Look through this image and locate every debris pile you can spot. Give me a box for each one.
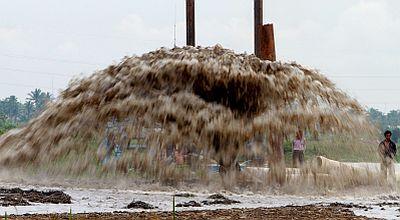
[0,188,71,206]
[126,200,157,209]
[202,194,240,205]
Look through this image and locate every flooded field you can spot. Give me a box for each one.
[1,161,400,219]
[0,179,399,219]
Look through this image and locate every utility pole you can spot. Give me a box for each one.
[254,0,263,58]
[186,0,195,46]
[254,0,276,61]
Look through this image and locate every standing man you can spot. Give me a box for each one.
[378,130,397,185]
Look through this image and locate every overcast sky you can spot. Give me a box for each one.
[0,0,399,112]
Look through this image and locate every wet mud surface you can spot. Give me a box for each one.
[4,204,374,219]
[126,201,157,209]
[329,202,373,211]
[174,193,196,198]
[176,200,202,207]
[0,188,71,206]
[201,193,240,205]
[207,193,227,200]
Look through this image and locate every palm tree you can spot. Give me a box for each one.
[36,91,52,112]
[27,89,53,113]
[28,88,43,108]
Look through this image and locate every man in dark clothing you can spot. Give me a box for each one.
[378,130,397,184]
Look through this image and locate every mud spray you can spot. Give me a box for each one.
[0,46,377,191]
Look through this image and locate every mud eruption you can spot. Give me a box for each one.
[0,45,372,185]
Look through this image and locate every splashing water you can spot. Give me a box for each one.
[0,45,374,187]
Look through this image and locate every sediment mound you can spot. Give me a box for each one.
[176,201,202,207]
[126,200,156,209]
[0,188,71,206]
[0,45,372,179]
[202,193,240,205]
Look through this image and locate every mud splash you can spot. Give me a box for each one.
[0,45,373,186]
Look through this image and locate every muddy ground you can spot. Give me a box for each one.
[4,204,374,220]
[2,182,399,219]
[0,188,71,206]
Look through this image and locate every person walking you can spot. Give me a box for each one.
[292,130,306,168]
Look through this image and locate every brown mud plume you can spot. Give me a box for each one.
[0,45,373,186]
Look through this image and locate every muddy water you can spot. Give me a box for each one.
[0,45,373,186]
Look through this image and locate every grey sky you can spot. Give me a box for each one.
[0,0,399,112]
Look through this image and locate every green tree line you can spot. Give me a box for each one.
[0,89,52,134]
[368,108,400,143]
